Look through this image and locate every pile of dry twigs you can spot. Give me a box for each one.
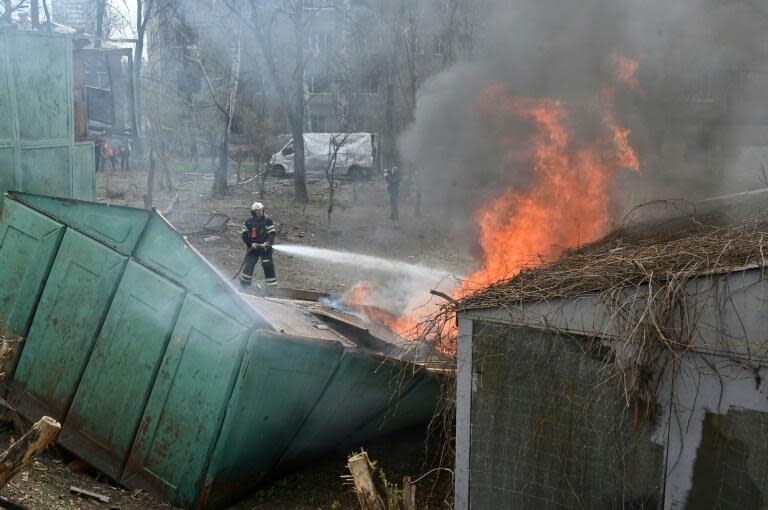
[411,212,768,425]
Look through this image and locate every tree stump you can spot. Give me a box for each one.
[347,451,385,510]
[402,476,416,510]
[0,416,60,490]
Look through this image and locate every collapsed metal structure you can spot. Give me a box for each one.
[0,192,441,509]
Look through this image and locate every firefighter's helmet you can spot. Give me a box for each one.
[251,202,265,212]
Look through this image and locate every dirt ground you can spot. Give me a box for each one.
[0,162,466,509]
[97,163,473,293]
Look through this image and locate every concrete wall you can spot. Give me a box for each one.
[457,266,768,509]
[465,322,663,509]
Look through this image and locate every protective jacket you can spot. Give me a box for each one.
[242,215,277,247]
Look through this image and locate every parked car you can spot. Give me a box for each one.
[270,132,378,179]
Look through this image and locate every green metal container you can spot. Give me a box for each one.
[0,198,64,338]
[1,192,442,509]
[0,30,95,204]
[61,260,185,480]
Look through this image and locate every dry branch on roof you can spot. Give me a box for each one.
[411,212,768,426]
[459,214,768,311]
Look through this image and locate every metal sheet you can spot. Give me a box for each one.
[0,149,15,209]
[60,261,185,480]
[73,142,95,201]
[122,294,249,506]
[347,374,441,443]
[9,229,127,422]
[7,31,71,142]
[135,214,256,317]
[202,332,344,507]
[276,352,419,467]
[0,31,94,202]
[15,193,149,255]
[19,147,70,198]
[0,198,64,337]
[0,33,13,143]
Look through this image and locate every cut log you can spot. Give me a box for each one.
[0,416,60,490]
[402,476,416,510]
[347,451,385,510]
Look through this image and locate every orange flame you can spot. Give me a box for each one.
[342,282,419,337]
[344,55,642,354]
[460,63,641,294]
[610,53,645,97]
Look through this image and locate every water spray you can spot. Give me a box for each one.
[273,244,460,283]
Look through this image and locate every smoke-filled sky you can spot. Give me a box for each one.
[399,0,768,237]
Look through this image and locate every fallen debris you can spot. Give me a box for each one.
[70,485,110,504]
[347,451,419,510]
[0,416,60,490]
[161,193,180,216]
[0,495,32,510]
[347,451,384,510]
[202,213,230,233]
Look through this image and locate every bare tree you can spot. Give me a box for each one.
[325,131,352,224]
[0,0,29,24]
[242,0,313,204]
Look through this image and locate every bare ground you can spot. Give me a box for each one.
[0,164,465,509]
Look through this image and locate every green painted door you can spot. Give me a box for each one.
[8,31,71,143]
[9,229,127,422]
[134,215,247,314]
[60,261,185,480]
[203,332,344,506]
[122,294,248,506]
[15,193,149,255]
[0,199,64,337]
[277,353,415,467]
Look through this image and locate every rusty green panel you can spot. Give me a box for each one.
[14,193,149,255]
[122,294,248,506]
[276,352,419,468]
[203,332,344,507]
[0,198,64,337]
[73,142,95,200]
[347,374,441,443]
[0,148,13,206]
[19,147,70,197]
[7,31,71,142]
[0,33,13,143]
[9,229,127,422]
[134,214,249,314]
[60,261,185,481]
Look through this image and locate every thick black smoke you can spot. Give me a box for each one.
[399,0,768,232]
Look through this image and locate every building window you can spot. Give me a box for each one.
[307,74,331,94]
[307,31,331,51]
[434,35,446,56]
[310,114,327,132]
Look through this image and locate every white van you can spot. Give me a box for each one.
[270,132,378,179]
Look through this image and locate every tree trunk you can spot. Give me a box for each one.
[347,452,385,510]
[402,476,416,510]
[31,0,39,27]
[291,0,309,204]
[214,126,229,195]
[133,32,144,157]
[95,0,105,48]
[144,147,156,209]
[0,416,60,490]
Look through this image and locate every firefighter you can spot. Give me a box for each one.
[385,166,401,221]
[240,202,278,288]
